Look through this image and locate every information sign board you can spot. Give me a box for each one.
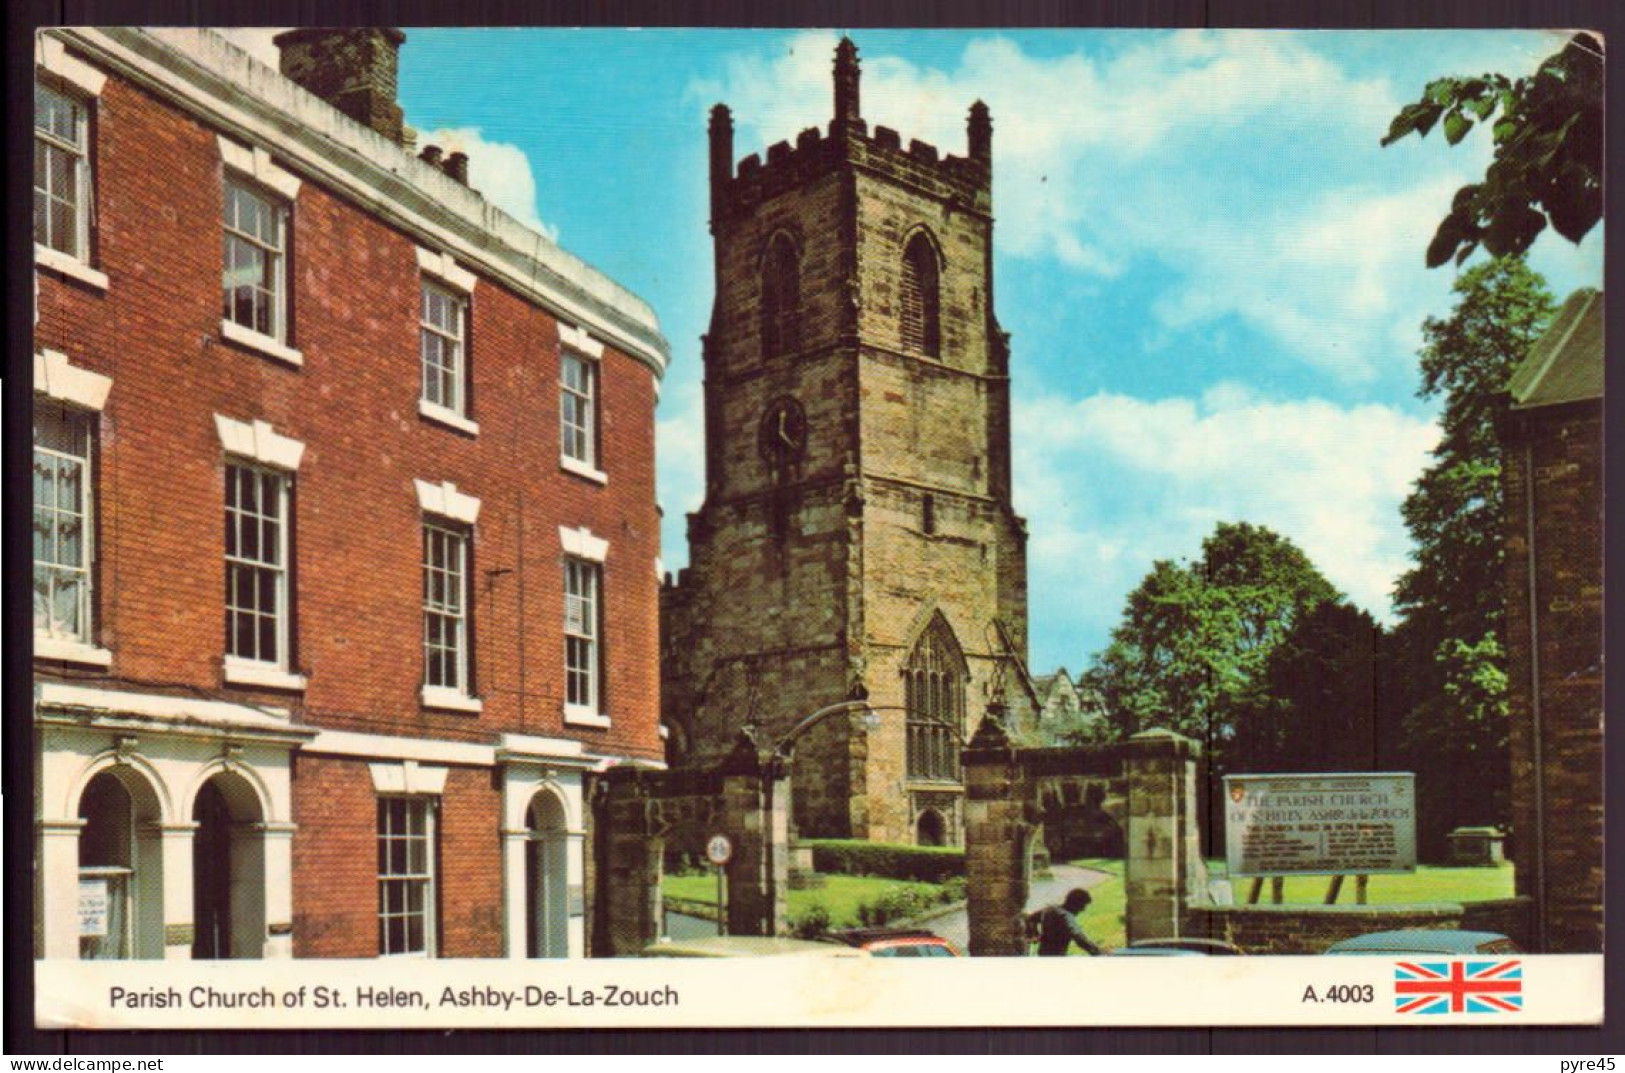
[1224,772,1416,877]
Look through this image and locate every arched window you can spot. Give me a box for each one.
[760,234,800,358]
[904,613,966,780]
[899,231,940,357]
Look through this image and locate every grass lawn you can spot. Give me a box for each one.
[1202,860,1515,904]
[1066,858,1514,954]
[663,872,946,930]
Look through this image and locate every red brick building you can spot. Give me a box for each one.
[32,28,668,961]
[1500,287,1604,953]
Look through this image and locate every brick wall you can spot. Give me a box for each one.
[1502,401,1604,952]
[35,48,662,958]
[34,70,663,759]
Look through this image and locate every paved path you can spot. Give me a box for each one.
[899,862,1115,953]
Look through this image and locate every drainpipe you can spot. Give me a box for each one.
[1522,435,1548,952]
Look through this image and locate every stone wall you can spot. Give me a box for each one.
[661,39,1029,847]
[963,725,1205,955]
[592,735,790,955]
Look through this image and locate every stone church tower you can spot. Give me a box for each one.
[662,38,1030,845]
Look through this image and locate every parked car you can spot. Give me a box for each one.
[1109,938,1245,956]
[822,927,962,957]
[641,935,870,957]
[1322,930,1520,956]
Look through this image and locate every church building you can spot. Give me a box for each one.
[661,38,1032,846]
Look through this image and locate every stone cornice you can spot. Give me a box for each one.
[53,28,670,379]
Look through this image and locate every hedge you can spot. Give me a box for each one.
[802,839,966,883]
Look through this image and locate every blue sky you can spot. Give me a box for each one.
[230,28,1601,671]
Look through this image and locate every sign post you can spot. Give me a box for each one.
[1224,773,1416,880]
[705,833,733,936]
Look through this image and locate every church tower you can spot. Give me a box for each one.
[662,38,1030,845]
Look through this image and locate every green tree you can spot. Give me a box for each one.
[1084,522,1341,751]
[1391,257,1555,855]
[1382,32,1602,267]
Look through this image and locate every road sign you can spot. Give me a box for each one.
[706,833,733,867]
[1224,772,1416,877]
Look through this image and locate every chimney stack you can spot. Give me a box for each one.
[274,28,409,146]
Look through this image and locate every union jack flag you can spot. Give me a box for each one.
[1394,960,1523,1014]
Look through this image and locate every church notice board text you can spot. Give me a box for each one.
[1223,773,1416,877]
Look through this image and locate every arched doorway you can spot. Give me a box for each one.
[77,768,163,959]
[191,770,267,959]
[916,808,947,847]
[525,791,569,958]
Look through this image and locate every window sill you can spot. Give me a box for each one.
[418,399,480,436]
[220,319,303,367]
[563,705,611,729]
[421,686,483,714]
[223,657,308,692]
[560,455,608,485]
[36,244,109,292]
[34,635,113,667]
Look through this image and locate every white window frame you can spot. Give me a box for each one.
[33,401,105,664]
[218,139,302,367]
[34,38,107,291]
[377,796,437,958]
[34,82,93,268]
[415,480,482,712]
[33,351,112,667]
[416,247,479,434]
[559,529,608,729]
[558,325,606,483]
[421,519,481,713]
[223,461,303,690]
[215,415,305,690]
[419,279,470,418]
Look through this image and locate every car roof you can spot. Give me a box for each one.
[641,936,870,957]
[1324,930,1515,954]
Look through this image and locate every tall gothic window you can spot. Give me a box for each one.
[899,231,940,357]
[760,233,800,358]
[905,614,966,780]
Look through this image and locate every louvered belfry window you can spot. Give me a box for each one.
[905,616,965,780]
[760,234,800,358]
[899,232,940,357]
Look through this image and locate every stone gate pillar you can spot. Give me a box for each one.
[593,769,663,957]
[1124,728,1205,944]
[719,733,790,936]
[963,713,1030,956]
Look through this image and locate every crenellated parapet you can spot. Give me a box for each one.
[708,38,992,228]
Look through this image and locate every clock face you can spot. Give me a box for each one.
[758,396,807,467]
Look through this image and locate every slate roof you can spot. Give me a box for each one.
[1508,287,1604,410]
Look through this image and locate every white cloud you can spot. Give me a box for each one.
[417,127,556,239]
[1013,385,1438,654]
